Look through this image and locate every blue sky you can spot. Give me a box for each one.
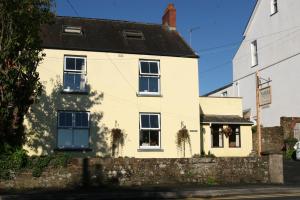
[56,0,256,95]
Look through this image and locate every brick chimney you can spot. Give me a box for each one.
[162,3,176,30]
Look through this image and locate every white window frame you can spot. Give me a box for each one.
[250,40,258,67]
[229,125,241,148]
[57,111,90,149]
[63,56,87,92]
[270,0,278,15]
[221,91,228,97]
[139,113,161,149]
[138,60,160,95]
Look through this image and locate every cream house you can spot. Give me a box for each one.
[25,4,253,158]
[199,97,253,157]
[25,4,201,158]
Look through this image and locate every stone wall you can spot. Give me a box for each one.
[280,117,300,139]
[0,156,281,190]
[253,126,284,153]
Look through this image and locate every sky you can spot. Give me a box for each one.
[55,0,257,95]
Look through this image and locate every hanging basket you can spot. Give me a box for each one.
[222,126,232,138]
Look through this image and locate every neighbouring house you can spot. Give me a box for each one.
[203,83,233,97]
[24,4,253,158]
[208,0,300,129]
[199,97,253,157]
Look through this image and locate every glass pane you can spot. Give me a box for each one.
[150,115,159,128]
[64,73,85,91]
[73,129,89,148]
[64,73,75,91]
[58,129,72,148]
[236,134,240,147]
[219,134,223,147]
[75,58,85,71]
[139,77,148,92]
[149,77,158,92]
[65,58,75,70]
[75,112,89,127]
[149,130,159,146]
[140,62,150,73]
[140,130,150,146]
[58,112,72,127]
[149,62,158,74]
[141,115,150,128]
[211,125,222,147]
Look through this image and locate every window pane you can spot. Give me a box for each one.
[64,73,86,91]
[75,112,89,127]
[75,58,85,71]
[73,129,89,148]
[236,134,240,147]
[149,130,159,146]
[140,62,149,73]
[211,125,222,147]
[58,112,72,127]
[58,129,72,148]
[65,58,75,70]
[139,77,148,92]
[141,115,150,128]
[140,130,150,146]
[150,115,159,128]
[149,77,158,92]
[149,62,159,74]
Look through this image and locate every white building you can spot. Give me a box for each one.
[209,0,300,127]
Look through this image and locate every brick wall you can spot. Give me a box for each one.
[253,126,284,153]
[280,117,300,139]
[0,156,282,190]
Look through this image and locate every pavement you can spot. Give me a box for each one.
[2,184,300,199]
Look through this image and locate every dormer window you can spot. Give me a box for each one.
[63,26,82,34]
[123,30,144,40]
[270,0,278,15]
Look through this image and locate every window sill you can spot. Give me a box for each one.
[137,148,164,152]
[54,148,92,152]
[61,90,89,95]
[136,93,163,97]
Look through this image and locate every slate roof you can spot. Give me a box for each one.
[200,114,253,125]
[40,16,198,58]
[202,83,233,96]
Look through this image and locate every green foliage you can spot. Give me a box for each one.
[192,151,216,158]
[192,154,201,158]
[251,125,263,133]
[30,153,70,177]
[206,177,217,186]
[176,125,191,158]
[284,137,298,149]
[285,149,296,160]
[51,153,70,168]
[0,148,70,179]
[0,147,28,179]
[206,151,216,158]
[111,127,125,157]
[0,0,55,147]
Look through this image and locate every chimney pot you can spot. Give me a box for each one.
[162,3,176,30]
